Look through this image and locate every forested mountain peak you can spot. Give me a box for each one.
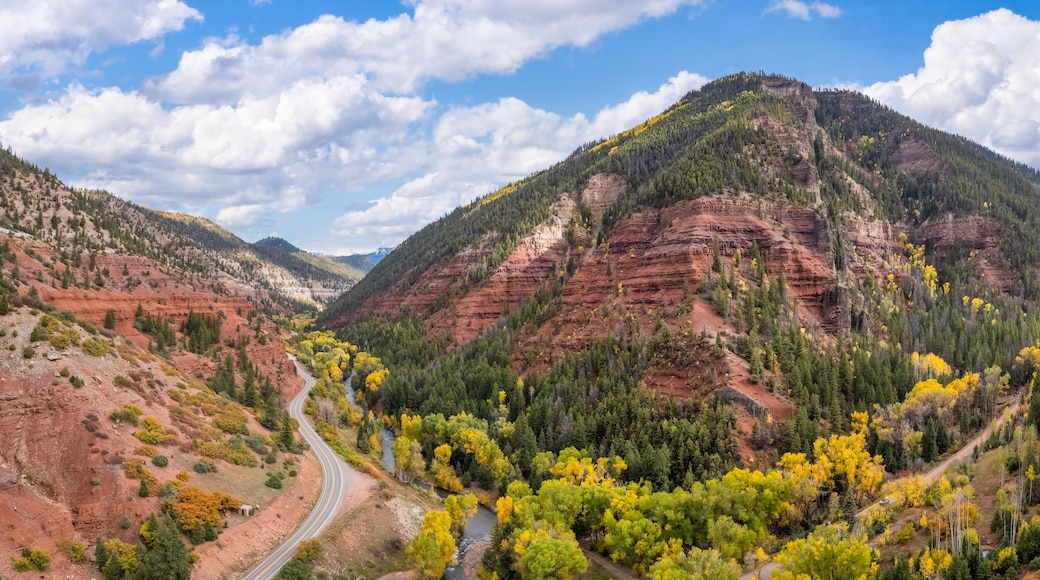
[314,74,1040,576]
[321,71,1040,330]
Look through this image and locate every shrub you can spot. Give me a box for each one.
[110,405,143,426]
[121,516,132,529]
[69,376,84,388]
[82,338,110,357]
[152,455,169,467]
[288,470,298,477]
[57,539,87,564]
[265,452,277,464]
[48,327,80,349]
[245,434,270,455]
[134,445,159,458]
[193,460,214,474]
[134,417,168,444]
[59,366,70,377]
[122,459,160,494]
[214,411,248,435]
[11,548,50,571]
[265,473,285,489]
[21,345,34,359]
[90,477,101,486]
[195,438,255,466]
[113,375,135,389]
[894,522,916,544]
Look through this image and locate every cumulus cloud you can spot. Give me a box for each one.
[865,9,1040,167]
[765,1,843,21]
[147,0,704,103]
[332,72,708,249]
[0,0,707,252]
[0,79,429,221]
[0,0,202,77]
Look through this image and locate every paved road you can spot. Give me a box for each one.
[241,360,361,580]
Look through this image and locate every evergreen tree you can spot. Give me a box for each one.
[139,517,193,580]
[103,309,116,330]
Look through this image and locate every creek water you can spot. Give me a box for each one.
[343,375,495,578]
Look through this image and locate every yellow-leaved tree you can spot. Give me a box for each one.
[408,511,456,580]
[770,523,875,580]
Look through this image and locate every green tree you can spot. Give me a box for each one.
[139,517,193,580]
[103,309,116,330]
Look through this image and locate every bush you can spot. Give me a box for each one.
[110,405,143,426]
[245,434,270,455]
[48,327,80,349]
[121,516,132,529]
[152,455,169,467]
[69,375,84,388]
[90,477,101,486]
[57,538,87,564]
[82,338,110,357]
[59,366,70,377]
[894,522,916,544]
[193,460,214,474]
[134,416,169,444]
[265,472,286,489]
[265,452,277,464]
[288,470,297,477]
[214,412,248,435]
[21,345,34,359]
[134,445,159,458]
[195,438,255,466]
[11,548,50,571]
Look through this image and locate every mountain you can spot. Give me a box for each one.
[0,157,361,308]
[330,247,393,273]
[0,148,316,578]
[250,236,367,303]
[309,72,1040,575]
[319,71,1040,474]
[322,72,1040,334]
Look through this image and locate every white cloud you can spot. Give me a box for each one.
[0,79,430,225]
[332,71,708,250]
[865,9,1040,167]
[765,0,843,21]
[0,0,202,77]
[147,0,704,103]
[0,1,708,252]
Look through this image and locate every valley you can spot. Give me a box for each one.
[5,71,1040,580]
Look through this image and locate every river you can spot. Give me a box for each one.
[344,374,496,578]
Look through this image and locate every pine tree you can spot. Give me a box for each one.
[139,517,192,579]
[103,309,116,330]
[94,538,108,574]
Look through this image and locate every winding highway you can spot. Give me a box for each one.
[241,359,360,580]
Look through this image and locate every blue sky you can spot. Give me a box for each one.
[1,1,1039,254]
